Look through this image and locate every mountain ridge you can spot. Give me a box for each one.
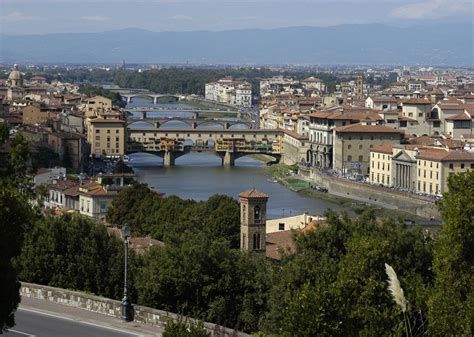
[1,23,472,66]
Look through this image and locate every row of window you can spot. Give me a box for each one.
[372,161,390,171]
[95,129,120,134]
[347,155,364,162]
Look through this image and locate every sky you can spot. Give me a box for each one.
[0,0,472,35]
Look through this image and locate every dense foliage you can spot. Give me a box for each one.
[0,123,34,332]
[106,184,241,247]
[16,214,138,301]
[163,318,210,337]
[428,170,474,334]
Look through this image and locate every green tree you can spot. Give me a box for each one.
[0,123,34,332]
[16,214,137,301]
[428,171,474,334]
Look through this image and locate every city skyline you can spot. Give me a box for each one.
[1,0,472,35]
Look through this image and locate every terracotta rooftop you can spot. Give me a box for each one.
[265,230,296,260]
[283,129,308,140]
[416,149,474,161]
[401,98,432,105]
[48,179,78,191]
[445,113,471,121]
[370,144,394,154]
[239,188,269,199]
[334,123,402,133]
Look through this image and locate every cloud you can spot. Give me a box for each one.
[81,15,110,21]
[0,11,39,22]
[389,0,472,20]
[171,14,192,20]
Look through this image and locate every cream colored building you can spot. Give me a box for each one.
[79,182,118,219]
[205,78,252,107]
[369,144,393,186]
[87,117,126,158]
[415,149,474,195]
[84,96,112,117]
[266,213,324,233]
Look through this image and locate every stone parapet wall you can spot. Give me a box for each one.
[20,282,248,337]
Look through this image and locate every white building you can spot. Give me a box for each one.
[205,77,252,107]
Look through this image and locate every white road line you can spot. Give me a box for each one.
[7,329,36,337]
[18,308,144,337]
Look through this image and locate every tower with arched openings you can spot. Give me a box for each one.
[239,188,269,254]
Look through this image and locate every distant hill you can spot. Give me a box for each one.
[1,24,472,66]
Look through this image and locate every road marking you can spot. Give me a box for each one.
[18,308,144,337]
[7,329,36,337]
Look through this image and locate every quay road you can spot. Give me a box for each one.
[3,297,161,337]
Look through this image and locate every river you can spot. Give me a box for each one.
[127,98,343,218]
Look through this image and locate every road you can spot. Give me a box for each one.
[3,308,144,337]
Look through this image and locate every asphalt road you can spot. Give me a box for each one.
[3,308,142,337]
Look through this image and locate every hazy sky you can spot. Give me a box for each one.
[1,0,472,35]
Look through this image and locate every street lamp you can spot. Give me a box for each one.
[121,225,133,322]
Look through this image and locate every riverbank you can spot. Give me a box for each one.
[266,164,440,225]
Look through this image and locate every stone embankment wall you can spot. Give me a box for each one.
[308,169,440,219]
[21,282,248,337]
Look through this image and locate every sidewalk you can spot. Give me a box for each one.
[19,296,164,337]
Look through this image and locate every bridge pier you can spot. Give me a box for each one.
[153,96,158,104]
[126,96,133,104]
[163,151,175,167]
[222,151,235,167]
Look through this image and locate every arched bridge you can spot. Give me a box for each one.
[121,93,182,104]
[127,128,283,166]
[127,117,252,129]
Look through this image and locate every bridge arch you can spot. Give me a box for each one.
[158,119,193,128]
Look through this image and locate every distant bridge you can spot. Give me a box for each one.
[126,109,242,119]
[127,117,252,129]
[121,93,182,104]
[127,128,283,166]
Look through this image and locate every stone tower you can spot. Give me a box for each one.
[355,75,364,100]
[239,188,269,254]
[7,64,23,88]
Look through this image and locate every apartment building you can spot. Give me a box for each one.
[22,103,61,125]
[415,149,474,195]
[87,117,126,158]
[205,78,252,107]
[84,96,112,117]
[369,144,393,187]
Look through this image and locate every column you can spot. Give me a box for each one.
[163,151,175,167]
[222,151,235,167]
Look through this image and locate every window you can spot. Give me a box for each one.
[359,155,363,162]
[116,129,119,133]
[95,136,100,140]
[116,143,119,148]
[360,136,363,140]
[107,129,110,134]
[449,163,454,169]
[359,145,362,150]
[348,144,352,149]
[370,136,374,140]
[116,137,119,142]
[461,163,465,169]
[253,233,261,250]
[418,113,423,117]
[279,223,285,231]
[254,206,261,222]
[471,164,474,169]
[347,155,352,162]
[95,129,100,134]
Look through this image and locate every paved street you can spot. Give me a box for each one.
[3,308,141,337]
[3,297,162,337]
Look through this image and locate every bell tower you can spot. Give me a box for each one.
[355,75,364,100]
[239,188,269,254]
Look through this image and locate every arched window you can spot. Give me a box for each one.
[254,206,261,221]
[253,233,261,250]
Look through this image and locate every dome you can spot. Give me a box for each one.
[8,64,22,81]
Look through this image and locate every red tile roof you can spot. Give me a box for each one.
[445,113,471,121]
[401,98,432,105]
[239,188,269,199]
[370,144,394,154]
[416,149,474,161]
[265,230,296,260]
[334,123,401,133]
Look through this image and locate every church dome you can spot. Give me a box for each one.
[8,64,22,80]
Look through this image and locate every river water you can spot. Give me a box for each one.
[127,98,343,218]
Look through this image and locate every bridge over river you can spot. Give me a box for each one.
[127,116,252,129]
[127,128,283,166]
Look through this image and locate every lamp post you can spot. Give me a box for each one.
[121,225,133,321]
